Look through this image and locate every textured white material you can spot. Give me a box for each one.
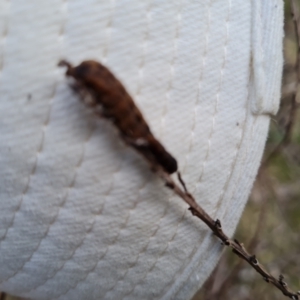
[0,1,283,300]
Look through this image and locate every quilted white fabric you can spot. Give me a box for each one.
[0,1,283,300]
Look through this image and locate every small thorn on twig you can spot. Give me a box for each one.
[186,192,193,199]
[177,172,188,193]
[234,238,242,246]
[165,182,175,189]
[214,219,222,229]
[188,207,197,216]
[279,274,285,281]
[250,255,258,265]
[156,163,298,299]
[220,240,229,246]
[279,274,287,287]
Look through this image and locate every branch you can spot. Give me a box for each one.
[155,168,300,299]
[0,292,6,300]
[207,176,270,299]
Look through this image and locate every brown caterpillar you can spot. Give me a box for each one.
[59,60,178,174]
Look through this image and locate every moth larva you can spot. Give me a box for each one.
[59,60,178,174]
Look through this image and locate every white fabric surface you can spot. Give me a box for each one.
[0,1,283,299]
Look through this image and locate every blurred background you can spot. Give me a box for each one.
[1,1,299,300]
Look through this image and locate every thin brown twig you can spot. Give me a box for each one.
[207,174,271,299]
[155,167,300,299]
[0,292,6,300]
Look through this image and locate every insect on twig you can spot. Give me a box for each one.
[58,60,177,175]
[59,59,299,299]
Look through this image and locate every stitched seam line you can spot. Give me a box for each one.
[258,0,266,107]
[157,0,214,295]
[171,18,253,300]
[0,0,10,77]
[121,201,187,300]
[96,180,148,299]
[160,0,234,298]
[32,158,121,296]
[2,118,95,285]
[210,0,234,212]
[113,197,170,300]
[0,0,12,242]
[221,68,253,221]
[136,2,151,98]
[21,128,96,294]
[55,178,148,300]
[27,0,119,294]
[0,77,58,284]
[0,0,68,284]
[100,3,155,297]
[0,0,58,275]
[48,2,131,298]
[182,0,211,179]
[102,0,116,64]
[252,0,266,113]
[122,2,184,298]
